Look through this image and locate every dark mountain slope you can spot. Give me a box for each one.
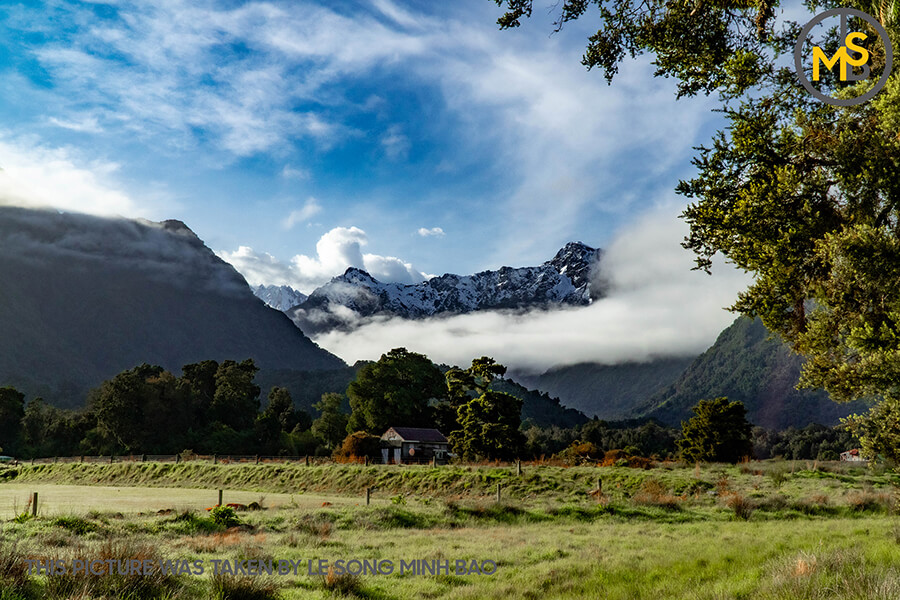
[0,206,344,407]
[637,317,868,429]
[512,357,696,420]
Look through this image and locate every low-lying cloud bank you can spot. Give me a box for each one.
[312,206,751,372]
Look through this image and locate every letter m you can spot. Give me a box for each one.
[812,45,848,81]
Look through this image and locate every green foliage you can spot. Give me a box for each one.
[491,0,900,447]
[677,398,753,463]
[311,393,349,449]
[89,364,192,453]
[0,387,24,456]
[262,387,300,433]
[211,359,261,431]
[52,516,98,535]
[346,348,445,434]
[555,441,602,465]
[210,505,241,528]
[450,390,524,461]
[843,395,900,462]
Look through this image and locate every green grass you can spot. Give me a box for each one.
[1,460,898,599]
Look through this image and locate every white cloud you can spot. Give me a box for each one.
[281,164,310,180]
[417,227,444,237]
[0,135,147,217]
[312,205,752,372]
[218,225,428,293]
[48,115,103,133]
[380,124,410,160]
[282,197,322,229]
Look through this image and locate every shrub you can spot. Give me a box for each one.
[210,506,241,528]
[723,492,754,520]
[333,432,381,462]
[211,572,281,600]
[321,564,362,596]
[631,479,681,510]
[44,540,183,600]
[51,516,98,535]
[555,441,602,465]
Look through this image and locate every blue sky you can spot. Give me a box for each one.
[0,0,734,295]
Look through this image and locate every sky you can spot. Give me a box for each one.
[0,0,811,370]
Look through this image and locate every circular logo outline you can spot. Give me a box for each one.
[794,8,893,107]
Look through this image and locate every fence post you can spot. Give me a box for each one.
[305,455,310,467]
[80,455,84,463]
[365,487,370,506]
[213,454,218,465]
[597,478,602,495]
[364,455,369,467]
[218,489,223,506]
[496,483,501,502]
[31,492,38,517]
[141,454,146,463]
[516,460,522,476]
[109,455,114,464]
[255,455,260,465]
[175,454,180,464]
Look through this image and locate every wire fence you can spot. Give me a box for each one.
[21,454,452,466]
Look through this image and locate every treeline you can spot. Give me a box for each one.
[0,348,858,462]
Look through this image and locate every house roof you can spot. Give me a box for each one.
[382,427,448,443]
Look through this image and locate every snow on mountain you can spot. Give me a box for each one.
[286,242,603,335]
[253,284,308,312]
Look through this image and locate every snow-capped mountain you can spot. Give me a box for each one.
[253,284,308,311]
[287,242,603,334]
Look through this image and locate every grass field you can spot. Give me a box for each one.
[0,460,898,599]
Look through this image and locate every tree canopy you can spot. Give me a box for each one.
[491,1,900,413]
[677,397,753,463]
[346,348,446,434]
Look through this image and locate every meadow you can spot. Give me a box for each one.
[0,460,898,599]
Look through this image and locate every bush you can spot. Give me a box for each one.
[321,565,362,596]
[555,441,602,465]
[211,572,281,600]
[44,540,183,600]
[210,506,241,528]
[723,492,754,520]
[333,432,381,462]
[631,479,681,510]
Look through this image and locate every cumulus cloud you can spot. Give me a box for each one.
[312,206,752,372]
[417,227,444,237]
[282,197,322,229]
[218,226,429,293]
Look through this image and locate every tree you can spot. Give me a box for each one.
[311,393,350,449]
[0,387,24,455]
[677,398,753,463]
[263,387,299,432]
[490,1,900,448]
[89,365,193,453]
[333,431,382,461]
[346,348,446,434]
[211,359,260,431]
[450,390,524,461]
[438,356,508,433]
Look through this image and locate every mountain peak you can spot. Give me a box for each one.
[336,267,379,284]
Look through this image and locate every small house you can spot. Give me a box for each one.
[380,427,449,464]
[840,448,865,462]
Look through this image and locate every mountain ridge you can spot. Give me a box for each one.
[0,206,344,407]
[286,241,603,334]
